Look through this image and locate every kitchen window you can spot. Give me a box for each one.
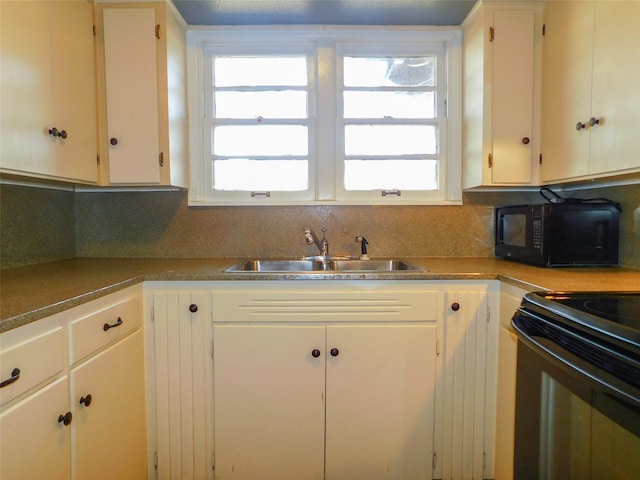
[187,27,462,205]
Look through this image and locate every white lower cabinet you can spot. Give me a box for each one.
[0,376,71,480]
[70,330,147,480]
[146,280,500,480]
[146,285,214,480]
[213,323,437,480]
[0,285,145,480]
[433,282,499,480]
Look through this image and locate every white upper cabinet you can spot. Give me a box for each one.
[0,1,98,184]
[540,0,640,183]
[95,2,188,187]
[462,1,542,188]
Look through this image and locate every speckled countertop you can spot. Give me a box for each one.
[1,257,639,333]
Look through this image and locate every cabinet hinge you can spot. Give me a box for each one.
[211,340,214,359]
[150,305,155,322]
[486,304,491,323]
[488,153,493,168]
[435,340,440,357]
[489,26,495,42]
[96,153,100,165]
[159,151,164,167]
[93,25,97,37]
[542,24,546,36]
[155,24,161,39]
[539,153,543,165]
[211,454,215,470]
[432,451,438,469]
[154,451,159,469]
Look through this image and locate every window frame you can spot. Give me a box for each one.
[187,26,462,206]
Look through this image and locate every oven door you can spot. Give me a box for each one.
[512,311,640,480]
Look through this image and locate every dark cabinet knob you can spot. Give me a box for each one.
[59,129,67,139]
[79,394,93,407]
[451,302,460,312]
[189,304,198,313]
[58,411,73,426]
[330,348,339,357]
[48,127,59,137]
[589,117,600,127]
[521,137,530,145]
[110,137,118,146]
[311,349,321,358]
[576,121,586,131]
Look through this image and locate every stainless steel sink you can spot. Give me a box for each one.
[225,258,423,273]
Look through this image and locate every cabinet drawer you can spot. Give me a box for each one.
[0,326,65,406]
[69,294,142,364]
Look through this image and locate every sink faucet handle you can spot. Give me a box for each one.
[355,236,369,260]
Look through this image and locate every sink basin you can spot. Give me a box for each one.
[225,258,423,273]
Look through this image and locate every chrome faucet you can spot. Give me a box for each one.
[304,227,329,257]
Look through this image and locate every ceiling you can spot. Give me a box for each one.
[171,0,477,26]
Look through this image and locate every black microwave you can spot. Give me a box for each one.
[495,203,620,266]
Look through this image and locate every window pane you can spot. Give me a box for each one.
[213,125,308,156]
[344,56,435,87]
[214,56,307,87]
[215,91,307,118]
[344,160,438,190]
[344,91,435,119]
[345,125,437,155]
[214,159,308,191]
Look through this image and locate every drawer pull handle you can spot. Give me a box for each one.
[103,317,123,331]
[330,348,340,357]
[0,368,21,388]
[58,411,73,426]
[80,394,93,407]
[189,304,198,313]
[451,302,460,312]
[311,349,321,358]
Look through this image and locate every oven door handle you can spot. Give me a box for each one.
[512,311,640,410]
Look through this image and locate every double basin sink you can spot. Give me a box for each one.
[225,257,423,273]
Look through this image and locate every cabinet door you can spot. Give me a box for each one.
[435,289,496,480]
[213,325,326,480]
[0,377,71,480]
[589,0,640,175]
[151,290,213,480]
[51,0,97,183]
[0,1,56,176]
[491,9,536,184]
[540,1,595,182]
[70,330,147,480]
[325,324,437,480]
[103,8,160,184]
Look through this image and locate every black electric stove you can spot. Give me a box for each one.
[511,292,640,478]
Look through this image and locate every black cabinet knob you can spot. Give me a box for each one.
[110,137,118,146]
[189,304,198,313]
[58,412,72,426]
[330,348,339,357]
[79,394,93,407]
[576,121,586,131]
[451,302,460,312]
[311,349,321,358]
[521,136,530,145]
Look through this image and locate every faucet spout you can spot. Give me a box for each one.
[304,227,329,257]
